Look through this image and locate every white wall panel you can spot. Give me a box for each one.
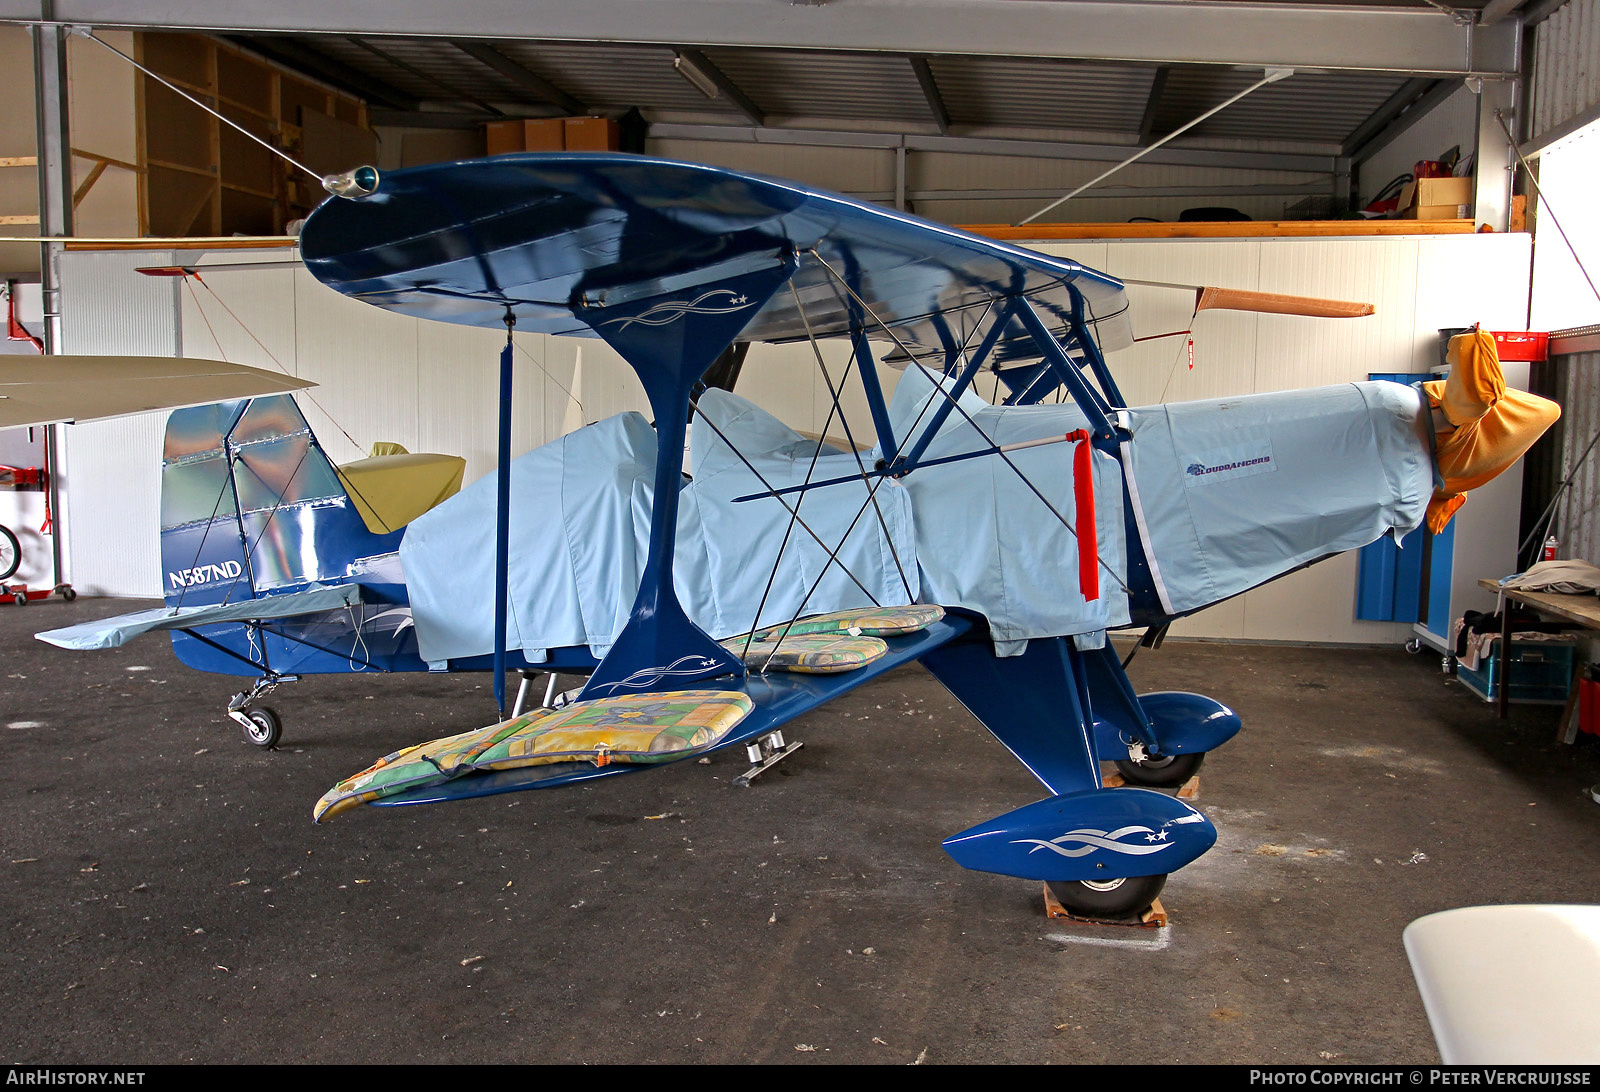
[1100,240,1261,405]
[179,259,299,374]
[56,250,179,598]
[1254,238,1420,390]
[290,267,421,466]
[416,319,505,486]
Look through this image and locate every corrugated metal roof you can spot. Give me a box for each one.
[702,48,931,123]
[241,32,1440,159]
[1153,68,1412,144]
[1532,0,1600,139]
[930,57,1152,132]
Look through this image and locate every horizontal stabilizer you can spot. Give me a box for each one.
[35,583,362,651]
[0,356,315,430]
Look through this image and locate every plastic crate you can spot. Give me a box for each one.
[1457,640,1577,705]
[1490,331,1548,362]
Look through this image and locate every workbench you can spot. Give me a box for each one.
[1476,577,1600,736]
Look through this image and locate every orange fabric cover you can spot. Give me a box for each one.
[1423,328,1560,533]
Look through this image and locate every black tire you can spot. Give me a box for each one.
[55,585,76,601]
[1047,873,1168,919]
[1114,749,1205,788]
[240,707,282,749]
[0,525,19,582]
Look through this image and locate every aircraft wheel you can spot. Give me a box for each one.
[1047,873,1167,919]
[0,525,19,581]
[240,707,282,749]
[1114,749,1204,788]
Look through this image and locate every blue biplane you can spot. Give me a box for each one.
[40,153,1450,917]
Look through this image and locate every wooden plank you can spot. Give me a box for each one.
[72,160,108,208]
[206,40,221,237]
[1475,579,1600,629]
[70,149,142,174]
[219,179,278,201]
[146,157,217,179]
[0,157,38,169]
[961,220,1481,241]
[135,32,149,237]
[60,236,295,250]
[0,215,42,225]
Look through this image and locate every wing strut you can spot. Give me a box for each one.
[494,311,515,716]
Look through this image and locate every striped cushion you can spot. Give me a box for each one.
[314,690,753,822]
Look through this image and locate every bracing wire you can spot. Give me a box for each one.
[807,250,1132,596]
[686,398,885,611]
[739,278,993,671]
[788,280,915,603]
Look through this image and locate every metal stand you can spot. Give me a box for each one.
[733,729,803,787]
[510,670,560,717]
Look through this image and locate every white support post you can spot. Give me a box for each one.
[1472,78,1517,233]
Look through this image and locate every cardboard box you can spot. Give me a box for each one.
[523,119,565,151]
[485,119,568,156]
[1399,176,1473,220]
[563,117,620,152]
[485,120,525,156]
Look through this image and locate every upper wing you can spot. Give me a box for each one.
[0,356,315,430]
[298,153,1133,364]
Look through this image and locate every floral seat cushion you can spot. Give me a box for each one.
[314,690,753,822]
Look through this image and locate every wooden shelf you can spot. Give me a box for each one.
[961,219,1484,241]
[135,32,372,238]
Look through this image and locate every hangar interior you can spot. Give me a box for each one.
[1,0,1599,1066]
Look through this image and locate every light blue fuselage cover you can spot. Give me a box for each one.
[400,370,1431,663]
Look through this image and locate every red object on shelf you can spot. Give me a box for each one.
[1490,331,1549,362]
[0,465,44,490]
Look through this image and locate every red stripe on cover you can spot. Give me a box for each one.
[1067,430,1098,601]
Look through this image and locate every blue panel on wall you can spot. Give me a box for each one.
[1356,373,1438,623]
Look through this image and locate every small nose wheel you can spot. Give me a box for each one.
[235,706,282,749]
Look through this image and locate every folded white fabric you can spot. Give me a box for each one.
[1499,559,1600,595]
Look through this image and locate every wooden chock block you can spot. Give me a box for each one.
[1177,775,1200,799]
[1042,884,1169,928]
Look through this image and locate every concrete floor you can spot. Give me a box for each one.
[3,595,1599,1065]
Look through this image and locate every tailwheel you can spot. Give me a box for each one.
[239,706,282,749]
[1046,873,1167,920]
[1114,747,1204,788]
